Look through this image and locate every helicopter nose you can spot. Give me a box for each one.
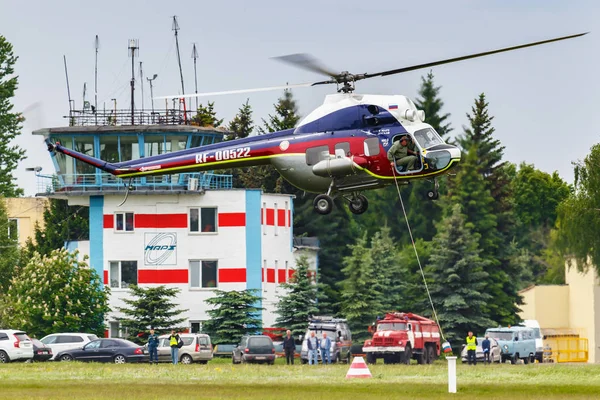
[449,146,462,161]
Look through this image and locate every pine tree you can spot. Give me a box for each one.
[0,249,109,338]
[425,204,493,348]
[116,285,187,344]
[414,71,452,140]
[369,226,397,313]
[228,99,254,140]
[274,256,318,338]
[0,36,26,197]
[0,198,20,294]
[258,90,300,134]
[23,199,89,259]
[340,234,383,343]
[203,289,263,345]
[191,102,223,128]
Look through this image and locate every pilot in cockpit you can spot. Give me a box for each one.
[387,135,418,172]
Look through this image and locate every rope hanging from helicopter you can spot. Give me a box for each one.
[391,167,449,345]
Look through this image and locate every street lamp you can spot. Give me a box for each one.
[147,74,158,122]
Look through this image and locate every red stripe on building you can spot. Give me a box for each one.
[288,269,295,280]
[278,269,287,283]
[218,212,246,227]
[265,209,275,225]
[103,215,114,229]
[135,214,188,228]
[267,268,275,283]
[218,268,246,283]
[277,209,286,227]
[103,270,108,284]
[138,269,188,284]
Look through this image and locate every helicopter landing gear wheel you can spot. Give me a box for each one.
[426,190,439,200]
[348,194,368,214]
[313,194,333,215]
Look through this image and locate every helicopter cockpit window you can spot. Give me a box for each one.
[414,127,444,149]
[306,145,330,166]
[363,138,380,156]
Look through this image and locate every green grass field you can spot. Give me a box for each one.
[2,357,600,399]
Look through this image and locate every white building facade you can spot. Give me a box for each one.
[67,189,317,336]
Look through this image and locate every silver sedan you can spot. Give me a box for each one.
[461,337,501,363]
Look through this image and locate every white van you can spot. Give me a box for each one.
[520,320,543,362]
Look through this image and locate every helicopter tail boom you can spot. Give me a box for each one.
[46,139,120,175]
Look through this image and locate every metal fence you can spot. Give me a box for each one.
[34,172,232,194]
[66,108,202,126]
[543,337,588,363]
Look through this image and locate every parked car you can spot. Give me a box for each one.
[152,333,213,364]
[31,338,53,362]
[460,337,501,363]
[300,316,352,364]
[56,338,146,364]
[213,343,236,358]
[232,335,275,365]
[40,333,98,360]
[0,330,33,363]
[486,326,537,364]
[519,320,544,362]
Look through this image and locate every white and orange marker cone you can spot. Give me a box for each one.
[345,356,372,379]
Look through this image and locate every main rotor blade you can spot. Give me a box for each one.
[362,32,588,80]
[272,53,340,78]
[154,82,316,100]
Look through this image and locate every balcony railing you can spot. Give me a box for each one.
[66,108,205,127]
[34,172,232,194]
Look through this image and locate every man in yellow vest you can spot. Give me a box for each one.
[466,331,478,365]
[169,330,181,365]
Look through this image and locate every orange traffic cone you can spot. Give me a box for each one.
[345,356,372,379]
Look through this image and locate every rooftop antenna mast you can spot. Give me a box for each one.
[172,16,185,96]
[139,61,144,114]
[128,39,139,125]
[83,82,87,110]
[191,43,199,112]
[94,35,99,124]
[63,55,73,119]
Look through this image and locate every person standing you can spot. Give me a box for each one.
[283,330,296,365]
[169,330,181,365]
[466,331,478,365]
[307,331,319,365]
[320,332,332,365]
[482,334,491,364]
[147,329,159,364]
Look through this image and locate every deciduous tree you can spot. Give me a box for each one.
[0,249,109,338]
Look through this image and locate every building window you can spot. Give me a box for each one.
[109,322,120,338]
[8,218,18,241]
[190,321,203,333]
[189,260,218,288]
[109,261,138,289]
[115,212,134,232]
[189,208,217,233]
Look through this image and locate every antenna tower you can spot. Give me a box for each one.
[94,35,99,124]
[172,16,185,96]
[191,43,199,111]
[128,39,139,125]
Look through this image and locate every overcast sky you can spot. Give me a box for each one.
[1,0,598,196]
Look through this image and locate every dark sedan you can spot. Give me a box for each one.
[31,338,53,362]
[56,338,147,364]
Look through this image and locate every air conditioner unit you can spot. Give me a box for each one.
[188,177,199,191]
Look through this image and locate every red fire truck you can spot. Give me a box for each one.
[362,312,441,364]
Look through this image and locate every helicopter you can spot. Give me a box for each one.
[45,32,586,215]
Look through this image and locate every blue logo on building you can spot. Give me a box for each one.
[144,232,177,265]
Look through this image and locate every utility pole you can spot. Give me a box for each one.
[147,74,158,123]
[63,55,72,118]
[191,43,199,112]
[172,16,185,95]
[94,35,99,124]
[128,39,139,125]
